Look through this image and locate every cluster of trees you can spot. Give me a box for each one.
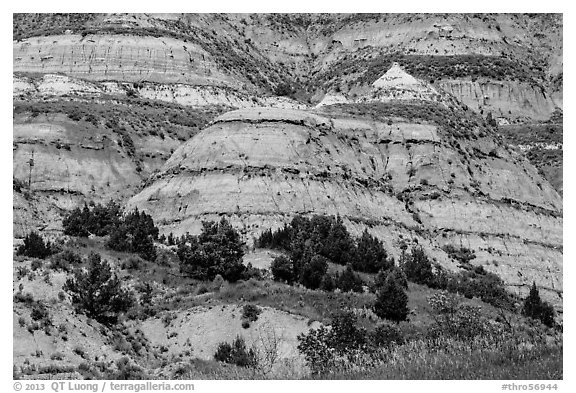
[63,201,122,237]
[260,215,394,292]
[176,218,247,282]
[400,246,514,309]
[63,202,158,261]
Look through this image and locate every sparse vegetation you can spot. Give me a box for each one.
[214,336,257,368]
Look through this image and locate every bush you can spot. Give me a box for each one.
[30,259,42,271]
[214,336,257,368]
[297,311,367,374]
[522,282,555,328]
[63,252,134,324]
[242,304,262,322]
[177,218,245,282]
[30,303,49,322]
[373,272,409,323]
[427,291,496,341]
[108,357,146,380]
[442,245,476,265]
[370,323,405,348]
[270,255,295,283]
[446,269,513,308]
[17,232,54,259]
[49,250,82,272]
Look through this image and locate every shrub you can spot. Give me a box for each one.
[30,259,42,271]
[30,303,49,322]
[270,255,295,283]
[49,250,82,272]
[17,232,54,259]
[177,218,245,282]
[373,272,409,323]
[370,323,405,348]
[297,325,336,374]
[442,245,476,265]
[108,357,146,380]
[242,304,262,322]
[297,311,367,374]
[214,336,257,368]
[122,255,145,271]
[522,282,555,328]
[427,292,496,341]
[446,269,513,308]
[63,252,134,324]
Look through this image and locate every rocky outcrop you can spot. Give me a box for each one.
[13,33,236,87]
[129,105,562,309]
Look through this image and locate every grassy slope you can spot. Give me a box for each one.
[14,239,562,380]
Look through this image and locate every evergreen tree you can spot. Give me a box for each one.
[63,252,134,324]
[299,255,328,290]
[17,231,54,259]
[373,273,409,323]
[323,215,354,265]
[373,266,408,292]
[178,218,245,282]
[352,229,392,273]
[336,265,365,293]
[270,255,295,283]
[522,282,555,328]
[62,205,90,237]
[402,246,435,286]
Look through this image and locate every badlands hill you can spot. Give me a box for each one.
[13,13,562,304]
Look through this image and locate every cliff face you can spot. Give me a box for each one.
[14,13,562,120]
[129,104,562,308]
[437,79,557,121]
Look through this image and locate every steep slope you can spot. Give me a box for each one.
[129,92,562,308]
[12,81,227,236]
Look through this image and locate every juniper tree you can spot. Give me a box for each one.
[63,252,134,324]
[373,272,409,323]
